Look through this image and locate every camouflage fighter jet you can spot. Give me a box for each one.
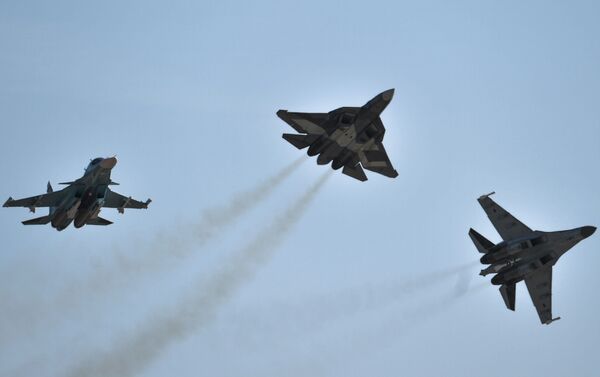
[3,157,151,231]
[469,192,596,324]
[277,89,399,181]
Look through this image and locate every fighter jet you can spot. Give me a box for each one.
[3,157,151,231]
[277,89,399,181]
[469,192,596,324]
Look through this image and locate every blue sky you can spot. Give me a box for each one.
[1,1,599,376]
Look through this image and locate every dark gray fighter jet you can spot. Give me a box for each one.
[469,192,596,324]
[277,89,398,181]
[3,157,151,231]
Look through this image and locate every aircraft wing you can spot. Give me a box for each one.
[3,190,68,209]
[524,267,555,324]
[477,194,532,241]
[359,141,398,178]
[276,110,329,135]
[103,189,151,213]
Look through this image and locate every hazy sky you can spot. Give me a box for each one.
[1,1,599,376]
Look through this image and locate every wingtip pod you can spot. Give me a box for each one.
[478,191,496,200]
[544,317,561,325]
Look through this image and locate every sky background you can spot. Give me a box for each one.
[0,1,599,376]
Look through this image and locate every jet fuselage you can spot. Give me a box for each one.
[314,89,393,168]
[50,157,117,230]
[278,89,399,181]
[484,227,595,285]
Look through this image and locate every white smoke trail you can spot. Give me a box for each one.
[104,155,306,270]
[267,281,488,377]
[217,261,479,350]
[0,158,305,347]
[63,171,331,377]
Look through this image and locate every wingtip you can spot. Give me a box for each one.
[3,197,13,207]
[478,191,496,200]
[544,317,561,325]
[276,109,288,119]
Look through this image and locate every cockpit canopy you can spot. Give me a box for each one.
[85,157,104,173]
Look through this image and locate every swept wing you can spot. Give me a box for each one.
[103,189,151,213]
[477,193,532,240]
[524,267,557,324]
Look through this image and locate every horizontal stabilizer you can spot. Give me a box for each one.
[469,228,494,253]
[500,283,516,311]
[86,217,113,226]
[282,133,318,150]
[22,215,52,225]
[342,164,368,182]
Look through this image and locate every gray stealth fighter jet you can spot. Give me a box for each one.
[277,89,398,181]
[3,157,151,231]
[469,192,596,324]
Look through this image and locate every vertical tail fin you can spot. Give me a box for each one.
[47,181,55,216]
[499,283,516,311]
[469,228,494,254]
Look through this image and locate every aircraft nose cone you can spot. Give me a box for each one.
[100,157,117,169]
[581,226,596,238]
[381,88,395,102]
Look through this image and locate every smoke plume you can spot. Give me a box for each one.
[0,158,304,342]
[219,261,479,347]
[63,171,331,377]
[109,155,306,269]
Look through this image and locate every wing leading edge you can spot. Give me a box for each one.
[477,193,532,241]
[276,110,329,135]
[3,189,69,210]
[103,189,151,213]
